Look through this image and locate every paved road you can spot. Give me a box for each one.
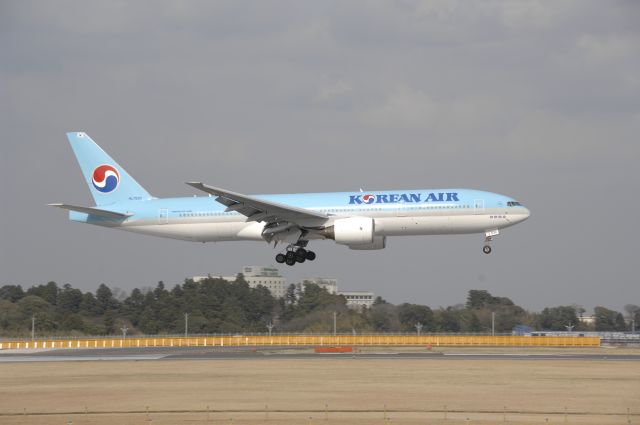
[1,347,639,362]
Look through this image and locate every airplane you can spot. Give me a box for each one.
[50,132,530,266]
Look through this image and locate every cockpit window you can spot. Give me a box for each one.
[507,201,522,207]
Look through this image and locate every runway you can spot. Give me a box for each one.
[1,346,639,362]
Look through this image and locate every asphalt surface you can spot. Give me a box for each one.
[1,347,639,362]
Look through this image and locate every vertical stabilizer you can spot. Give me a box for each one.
[66,132,152,206]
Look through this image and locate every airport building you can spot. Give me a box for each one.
[296,277,338,295]
[236,266,288,299]
[297,278,375,309]
[339,291,376,310]
[578,315,596,326]
[193,266,287,299]
[194,267,374,307]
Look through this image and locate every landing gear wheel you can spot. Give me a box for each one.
[483,245,492,254]
[280,242,315,266]
[295,248,307,263]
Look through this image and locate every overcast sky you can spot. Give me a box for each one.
[1,1,639,312]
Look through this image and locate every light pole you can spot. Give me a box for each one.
[184,313,189,337]
[266,322,274,337]
[415,323,423,336]
[333,312,337,336]
[31,314,35,340]
[121,326,129,337]
[565,325,575,332]
[491,312,495,336]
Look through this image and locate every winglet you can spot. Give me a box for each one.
[186,181,205,190]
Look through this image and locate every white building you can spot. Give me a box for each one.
[338,291,376,310]
[297,278,338,295]
[193,266,287,299]
[578,315,596,326]
[193,267,376,305]
[236,266,287,299]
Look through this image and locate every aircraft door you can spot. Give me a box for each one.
[474,199,485,215]
[158,209,169,224]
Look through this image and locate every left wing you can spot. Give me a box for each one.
[186,182,328,224]
[48,203,133,219]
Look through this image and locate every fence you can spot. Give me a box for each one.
[0,334,600,350]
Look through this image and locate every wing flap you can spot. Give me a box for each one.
[215,196,236,208]
[48,203,133,219]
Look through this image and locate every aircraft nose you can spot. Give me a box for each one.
[520,207,531,221]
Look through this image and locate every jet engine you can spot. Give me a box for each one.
[333,217,375,245]
[348,235,386,250]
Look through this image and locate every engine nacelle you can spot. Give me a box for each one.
[333,217,375,246]
[348,235,386,250]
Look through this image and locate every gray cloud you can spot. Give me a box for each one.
[1,0,639,312]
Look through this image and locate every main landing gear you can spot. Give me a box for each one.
[483,229,499,255]
[275,244,317,266]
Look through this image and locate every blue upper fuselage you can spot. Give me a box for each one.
[70,189,526,223]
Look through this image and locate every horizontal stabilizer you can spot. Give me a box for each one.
[48,203,133,219]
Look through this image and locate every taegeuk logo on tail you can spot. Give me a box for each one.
[92,164,120,193]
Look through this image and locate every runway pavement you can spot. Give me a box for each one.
[1,346,639,362]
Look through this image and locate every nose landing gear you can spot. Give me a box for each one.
[483,229,499,254]
[275,243,317,266]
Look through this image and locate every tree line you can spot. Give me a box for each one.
[0,279,637,337]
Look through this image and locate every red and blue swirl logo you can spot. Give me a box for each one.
[361,194,375,204]
[92,164,120,193]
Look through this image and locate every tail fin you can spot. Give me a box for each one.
[66,132,152,206]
